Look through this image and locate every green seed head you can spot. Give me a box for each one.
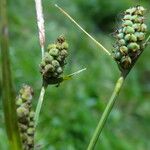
[113,6,147,72]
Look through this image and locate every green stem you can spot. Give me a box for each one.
[87,76,125,150]
[34,86,46,127]
[0,0,22,149]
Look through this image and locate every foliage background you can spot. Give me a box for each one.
[0,0,150,149]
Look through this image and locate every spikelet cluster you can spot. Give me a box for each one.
[113,6,147,71]
[40,35,68,85]
[16,85,35,150]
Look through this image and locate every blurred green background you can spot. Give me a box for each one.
[0,0,150,149]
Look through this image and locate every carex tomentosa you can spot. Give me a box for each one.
[113,6,147,73]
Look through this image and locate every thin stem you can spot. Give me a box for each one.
[55,4,112,57]
[0,0,22,149]
[34,86,46,127]
[34,0,47,128]
[35,0,45,59]
[87,76,125,150]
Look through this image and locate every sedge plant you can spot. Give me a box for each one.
[55,4,150,150]
[1,0,150,149]
[1,0,85,149]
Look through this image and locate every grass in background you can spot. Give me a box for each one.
[0,0,150,149]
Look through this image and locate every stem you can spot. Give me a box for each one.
[35,0,45,59]
[87,76,125,150]
[34,86,46,127]
[34,0,47,128]
[0,0,22,149]
[55,4,112,57]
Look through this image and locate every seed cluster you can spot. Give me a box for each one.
[40,36,68,85]
[16,85,35,150]
[113,6,147,70]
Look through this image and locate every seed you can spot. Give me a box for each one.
[44,52,53,63]
[27,136,34,145]
[52,60,60,68]
[17,107,29,118]
[135,6,145,15]
[132,15,144,23]
[123,26,135,34]
[29,111,35,119]
[56,43,62,50]
[118,39,126,46]
[127,42,140,52]
[124,34,137,42]
[16,98,23,106]
[47,44,56,50]
[62,42,69,49]
[125,7,136,14]
[29,121,34,127]
[45,64,55,72]
[120,46,128,54]
[60,50,68,57]
[49,48,59,56]
[53,72,58,77]
[123,20,133,27]
[121,56,132,69]
[40,60,46,68]
[123,15,132,20]
[57,67,63,74]
[27,128,34,135]
[133,23,141,31]
[114,51,122,60]
[135,32,145,41]
[140,24,147,32]
[117,33,124,39]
